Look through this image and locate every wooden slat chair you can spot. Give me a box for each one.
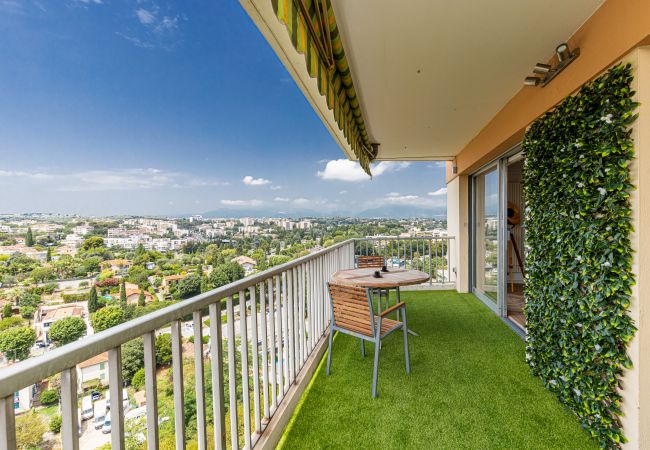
[326,283,410,398]
[356,255,386,269]
[356,255,398,318]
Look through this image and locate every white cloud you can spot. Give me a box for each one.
[0,167,226,192]
[292,198,310,206]
[270,185,282,190]
[363,191,447,209]
[428,187,447,196]
[136,8,155,24]
[316,159,410,182]
[242,175,271,186]
[274,197,289,202]
[157,15,178,32]
[220,199,264,207]
[339,190,347,194]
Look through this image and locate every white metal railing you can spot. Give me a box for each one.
[0,240,355,450]
[0,236,456,449]
[356,236,456,286]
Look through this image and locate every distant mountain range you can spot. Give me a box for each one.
[202,205,445,219]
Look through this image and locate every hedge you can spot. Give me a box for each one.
[523,63,637,448]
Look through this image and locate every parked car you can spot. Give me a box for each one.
[102,413,111,434]
[106,389,129,411]
[93,403,106,430]
[125,406,146,423]
[91,390,101,401]
[81,395,93,420]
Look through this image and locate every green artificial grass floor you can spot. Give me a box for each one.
[279,291,597,450]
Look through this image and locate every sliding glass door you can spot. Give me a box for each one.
[471,164,500,310]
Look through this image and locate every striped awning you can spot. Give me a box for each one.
[272,0,376,174]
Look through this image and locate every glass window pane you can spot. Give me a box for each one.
[474,167,499,302]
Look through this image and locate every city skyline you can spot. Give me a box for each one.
[0,1,447,217]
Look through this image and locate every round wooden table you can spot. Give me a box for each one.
[331,268,430,336]
[331,267,430,288]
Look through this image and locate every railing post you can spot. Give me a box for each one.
[267,278,277,412]
[208,302,226,450]
[143,331,159,450]
[249,285,261,435]
[259,281,270,420]
[61,367,80,450]
[281,272,289,393]
[225,296,239,450]
[108,346,125,450]
[0,395,15,450]
[275,274,285,399]
[171,320,185,449]
[193,311,207,450]
[287,269,295,385]
[299,263,305,365]
[429,239,433,286]
[239,290,252,449]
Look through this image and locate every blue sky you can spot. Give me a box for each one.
[0,0,447,217]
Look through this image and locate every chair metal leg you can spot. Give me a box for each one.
[402,310,411,374]
[372,338,381,398]
[360,339,365,358]
[396,288,401,320]
[326,327,334,376]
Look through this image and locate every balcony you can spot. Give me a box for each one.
[0,236,593,449]
[280,290,596,449]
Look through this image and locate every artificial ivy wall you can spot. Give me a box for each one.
[522,63,637,449]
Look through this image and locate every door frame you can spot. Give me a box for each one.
[470,143,522,318]
[470,162,501,314]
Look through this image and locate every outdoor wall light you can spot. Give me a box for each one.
[524,76,542,86]
[533,63,552,74]
[524,42,580,87]
[556,43,571,62]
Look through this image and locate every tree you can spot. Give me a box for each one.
[25,227,34,247]
[19,306,35,320]
[39,389,59,405]
[138,289,146,307]
[29,267,55,283]
[48,316,86,346]
[88,286,100,313]
[46,246,52,262]
[18,292,40,309]
[91,305,125,332]
[156,333,172,366]
[49,414,62,433]
[122,338,144,382]
[176,273,201,299]
[267,255,292,268]
[2,303,12,318]
[0,316,24,331]
[120,279,127,308]
[82,236,104,251]
[0,326,36,361]
[15,411,46,449]
[207,262,245,290]
[131,368,145,390]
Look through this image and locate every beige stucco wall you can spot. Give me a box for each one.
[446,48,649,448]
[621,46,650,450]
[446,175,469,293]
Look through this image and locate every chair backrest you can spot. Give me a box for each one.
[328,283,374,337]
[356,255,385,269]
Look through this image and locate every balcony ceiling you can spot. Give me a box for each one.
[240,0,603,162]
[331,0,604,160]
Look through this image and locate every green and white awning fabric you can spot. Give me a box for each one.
[272,0,376,174]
